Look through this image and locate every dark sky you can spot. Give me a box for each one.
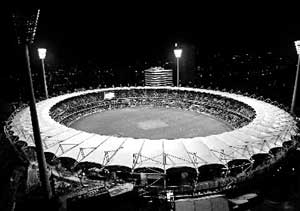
[4,6,300,65]
[2,5,300,104]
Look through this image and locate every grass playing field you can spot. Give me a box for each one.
[70,106,233,139]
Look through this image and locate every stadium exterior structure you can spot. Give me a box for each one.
[4,87,299,195]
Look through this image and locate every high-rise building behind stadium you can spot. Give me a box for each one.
[144,67,173,86]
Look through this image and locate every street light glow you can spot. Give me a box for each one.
[37,48,48,98]
[295,40,300,55]
[174,48,182,58]
[38,48,47,59]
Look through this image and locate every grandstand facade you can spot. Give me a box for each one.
[144,67,173,86]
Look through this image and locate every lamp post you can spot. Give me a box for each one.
[291,40,300,114]
[38,48,48,98]
[174,44,182,87]
[12,9,52,200]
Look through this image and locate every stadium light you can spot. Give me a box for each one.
[291,40,300,114]
[174,43,182,87]
[174,48,182,58]
[38,48,48,98]
[38,47,46,59]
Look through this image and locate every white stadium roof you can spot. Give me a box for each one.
[10,87,298,170]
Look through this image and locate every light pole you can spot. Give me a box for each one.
[12,9,52,200]
[174,44,182,87]
[291,40,300,114]
[38,48,48,98]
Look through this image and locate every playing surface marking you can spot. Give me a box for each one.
[137,120,169,130]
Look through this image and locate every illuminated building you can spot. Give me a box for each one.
[144,67,173,86]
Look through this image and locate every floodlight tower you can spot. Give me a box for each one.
[291,40,300,114]
[12,9,52,199]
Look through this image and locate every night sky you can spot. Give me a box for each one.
[4,6,300,65]
[35,9,300,62]
[2,6,300,104]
